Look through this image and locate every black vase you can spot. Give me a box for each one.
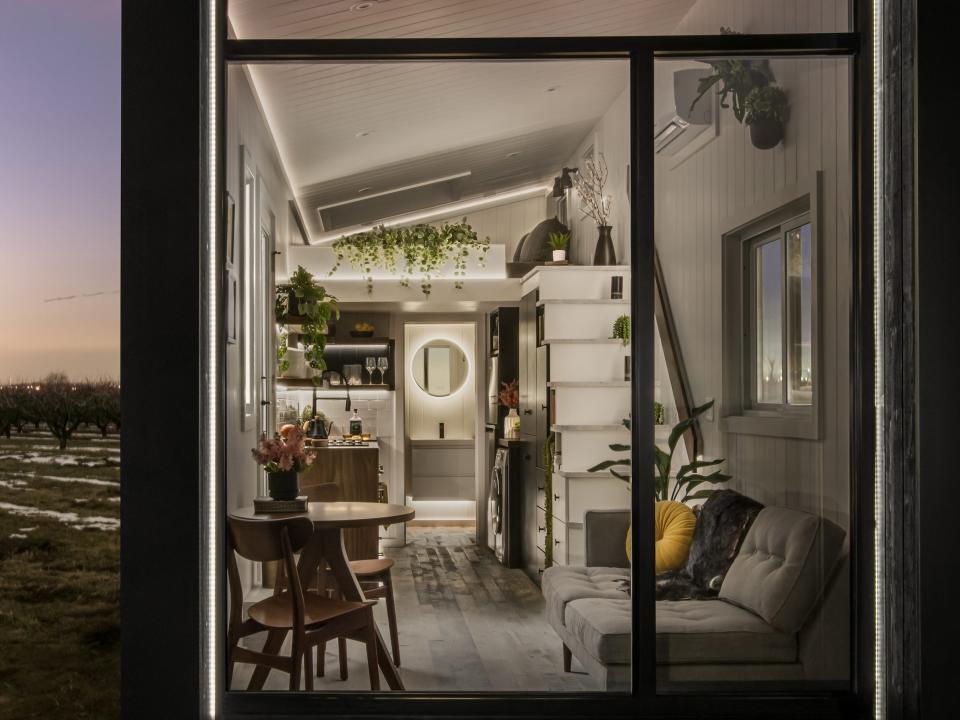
[593,225,617,265]
[267,470,299,501]
[749,118,783,150]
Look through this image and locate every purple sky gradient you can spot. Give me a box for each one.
[0,0,120,381]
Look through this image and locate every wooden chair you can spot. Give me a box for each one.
[305,482,401,679]
[226,514,380,690]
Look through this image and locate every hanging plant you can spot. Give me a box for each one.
[743,85,789,149]
[328,218,490,297]
[276,265,339,385]
[689,27,775,124]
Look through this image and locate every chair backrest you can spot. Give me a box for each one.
[303,481,341,503]
[719,506,846,634]
[227,515,314,562]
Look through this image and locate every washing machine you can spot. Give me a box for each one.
[487,448,507,560]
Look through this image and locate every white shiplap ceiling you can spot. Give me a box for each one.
[229,0,696,40]
[230,1,694,238]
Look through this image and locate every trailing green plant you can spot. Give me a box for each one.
[654,401,666,426]
[277,331,290,375]
[276,265,339,385]
[328,218,489,296]
[547,231,569,251]
[587,400,731,503]
[689,28,775,123]
[743,84,789,125]
[543,432,556,568]
[612,314,630,346]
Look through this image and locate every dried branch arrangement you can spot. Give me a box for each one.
[571,154,611,227]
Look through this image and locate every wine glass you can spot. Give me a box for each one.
[377,356,389,386]
[364,356,377,385]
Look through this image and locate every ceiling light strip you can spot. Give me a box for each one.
[311,183,550,245]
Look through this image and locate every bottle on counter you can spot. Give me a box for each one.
[349,408,363,436]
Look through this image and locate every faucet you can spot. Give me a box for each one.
[316,370,351,412]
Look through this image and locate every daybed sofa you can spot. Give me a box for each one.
[541,494,846,690]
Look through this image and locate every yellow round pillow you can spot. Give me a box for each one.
[654,500,696,574]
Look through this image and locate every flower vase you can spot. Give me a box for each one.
[504,408,520,439]
[267,470,299,501]
[593,225,617,265]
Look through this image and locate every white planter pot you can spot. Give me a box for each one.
[504,408,521,439]
[552,249,567,262]
[283,348,306,377]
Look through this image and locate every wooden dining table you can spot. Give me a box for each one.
[233,501,415,691]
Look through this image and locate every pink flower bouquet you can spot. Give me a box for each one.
[251,424,315,473]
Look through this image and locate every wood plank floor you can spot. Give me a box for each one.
[230,526,598,692]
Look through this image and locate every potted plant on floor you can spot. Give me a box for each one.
[743,85,789,149]
[252,424,315,500]
[548,231,569,263]
[570,154,616,265]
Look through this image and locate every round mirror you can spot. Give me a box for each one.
[412,340,469,397]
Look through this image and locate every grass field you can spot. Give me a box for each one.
[0,431,120,719]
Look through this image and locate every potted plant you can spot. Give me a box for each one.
[251,424,315,500]
[548,231,569,262]
[570,155,616,265]
[499,379,520,438]
[612,314,630,346]
[654,401,666,426]
[743,85,789,149]
[329,218,489,296]
[276,265,339,385]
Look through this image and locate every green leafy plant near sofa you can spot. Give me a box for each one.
[328,218,489,296]
[587,399,731,503]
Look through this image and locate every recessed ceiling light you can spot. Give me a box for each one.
[506,151,522,159]
[349,1,379,11]
[357,186,373,194]
[355,130,372,138]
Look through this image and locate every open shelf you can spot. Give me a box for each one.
[547,381,631,388]
[276,378,391,390]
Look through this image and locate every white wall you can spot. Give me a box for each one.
[564,87,631,266]
[225,66,299,587]
[431,194,549,261]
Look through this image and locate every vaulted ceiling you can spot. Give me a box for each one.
[229,1,695,239]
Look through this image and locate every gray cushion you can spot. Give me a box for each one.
[656,600,797,664]
[565,598,631,664]
[719,506,846,633]
[541,565,629,628]
[584,509,631,568]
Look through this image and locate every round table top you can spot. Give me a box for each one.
[233,501,415,529]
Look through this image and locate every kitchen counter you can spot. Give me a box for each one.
[409,438,473,449]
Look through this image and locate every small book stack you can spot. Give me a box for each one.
[253,496,308,514]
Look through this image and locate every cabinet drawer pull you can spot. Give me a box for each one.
[538,526,546,532]
[554,494,561,501]
[537,485,544,492]
[554,538,561,546]
[523,408,533,415]
[541,403,548,411]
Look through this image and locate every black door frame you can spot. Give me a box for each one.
[121,0,904,717]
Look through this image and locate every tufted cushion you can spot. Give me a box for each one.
[655,501,697,574]
[656,600,797,664]
[719,506,846,634]
[565,598,632,664]
[541,565,629,629]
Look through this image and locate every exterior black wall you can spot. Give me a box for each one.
[120,1,203,717]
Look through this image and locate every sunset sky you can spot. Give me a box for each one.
[0,0,120,381]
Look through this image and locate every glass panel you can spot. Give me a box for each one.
[229,0,850,39]
[654,55,851,693]
[787,223,813,405]
[755,237,784,405]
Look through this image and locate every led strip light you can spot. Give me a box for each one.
[202,0,220,717]
[872,1,885,718]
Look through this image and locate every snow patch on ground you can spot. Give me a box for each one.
[0,501,119,531]
[0,452,116,468]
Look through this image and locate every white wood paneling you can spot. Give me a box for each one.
[432,195,548,261]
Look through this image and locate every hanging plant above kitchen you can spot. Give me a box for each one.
[328,218,490,297]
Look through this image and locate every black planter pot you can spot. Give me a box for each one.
[267,470,300,501]
[749,118,783,150]
[593,225,617,265]
[287,288,301,317]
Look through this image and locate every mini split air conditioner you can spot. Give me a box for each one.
[654,68,713,156]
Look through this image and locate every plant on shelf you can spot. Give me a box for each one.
[277,330,290,375]
[547,231,569,262]
[276,265,339,385]
[612,314,630,346]
[654,401,666,426]
[743,84,789,149]
[328,218,490,297]
[587,400,731,503]
[571,155,618,264]
[689,27,775,124]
